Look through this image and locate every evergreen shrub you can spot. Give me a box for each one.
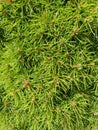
[0,0,98,130]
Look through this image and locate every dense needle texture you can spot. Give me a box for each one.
[0,0,98,130]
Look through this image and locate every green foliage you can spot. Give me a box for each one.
[0,0,98,130]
